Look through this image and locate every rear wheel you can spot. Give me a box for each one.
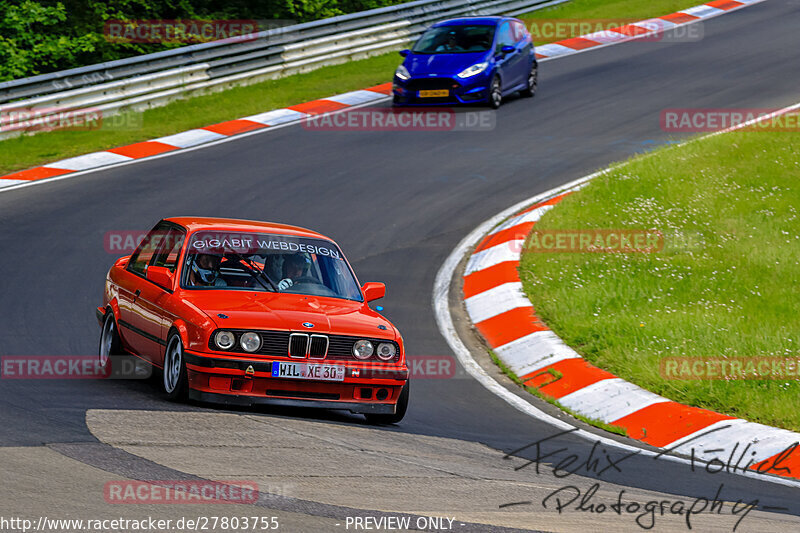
[98,311,121,370]
[163,332,188,401]
[365,381,409,425]
[487,76,502,109]
[520,63,538,98]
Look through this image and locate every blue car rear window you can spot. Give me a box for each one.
[412,25,496,54]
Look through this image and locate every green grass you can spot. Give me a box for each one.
[519,129,800,431]
[1,0,704,176]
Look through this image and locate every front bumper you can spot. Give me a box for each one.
[184,351,407,414]
[392,73,491,105]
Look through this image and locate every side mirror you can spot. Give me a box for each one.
[399,49,411,57]
[146,266,174,291]
[500,45,515,54]
[362,282,386,303]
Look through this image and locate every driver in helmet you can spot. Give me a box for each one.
[189,253,227,287]
[277,253,310,291]
[435,30,460,52]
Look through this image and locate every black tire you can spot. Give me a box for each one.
[98,310,122,371]
[487,76,502,109]
[162,331,189,402]
[365,381,409,425]
[520,63,538,98]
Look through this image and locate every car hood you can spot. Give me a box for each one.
[405,51,489,77]
[184,291,397,339]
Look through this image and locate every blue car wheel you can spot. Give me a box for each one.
[488,75,502,109]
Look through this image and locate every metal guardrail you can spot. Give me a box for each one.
[0,0,566,138]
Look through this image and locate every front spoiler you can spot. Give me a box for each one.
[189,389,396,414]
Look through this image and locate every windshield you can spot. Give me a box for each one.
[181,231,363,301]
[412,25,495,54]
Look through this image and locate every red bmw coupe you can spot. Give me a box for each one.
[97,217,409,424]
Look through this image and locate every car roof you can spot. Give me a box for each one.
[164,217,332,241]
[433,16,509,27]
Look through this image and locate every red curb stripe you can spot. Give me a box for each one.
[750,448,800,480]
[1,166,74,181]
[366,82,393,95]
[475,222,534,254]
[610,24,652,37]
[660,12,701,24]
[288,99,350,115]
[108,141,178,159]
[535,53,547,59]
[475,307,547,348]
[463,261,520,299]
[517,191,572,216]
[611,401,734,447]
[706,0,744,10]
[522,358,616,399]
[558,37,602,50]
[202,119,266,136]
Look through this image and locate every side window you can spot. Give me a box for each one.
[127,222,172,276]
[513,21,528,43]
[496,22,514,50]
[151,228,186,272]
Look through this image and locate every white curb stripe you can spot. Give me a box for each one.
[464,282,532,324]
[465,240,523,275]
[326,90,387,105]
[153,129,226,148]
[490,205,554,235]
[682,5,725,18]
[558,378,670,423]
[495,330,580,377]
[0,179,28,189]
[243,108,309,125]
[43,151,132,171]
[666,419,800,464]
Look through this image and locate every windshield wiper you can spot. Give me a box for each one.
[232,253,278,292]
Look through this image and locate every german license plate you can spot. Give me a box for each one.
[419,89,449,98]
[271,361,345,382]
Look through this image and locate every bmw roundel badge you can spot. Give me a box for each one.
[302,322,315,328]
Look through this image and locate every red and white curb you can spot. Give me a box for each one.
[0,0,768,192]
[0,84,392,191]
[456,105,800,483]
[535,0,767,61]
[461,191,800,482]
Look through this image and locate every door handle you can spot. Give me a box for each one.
[133,289,141,301]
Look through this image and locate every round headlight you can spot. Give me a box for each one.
[240,332,262,353]
[353,340,374,360]
[376,342,397,361]
[215,330,235,350]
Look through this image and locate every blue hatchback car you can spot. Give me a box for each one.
[392,16,537,108]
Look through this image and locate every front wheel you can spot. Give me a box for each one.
[365,381,409,425]
[520,63,538,98]
[162,332,188,401]
[487,76,502,109]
